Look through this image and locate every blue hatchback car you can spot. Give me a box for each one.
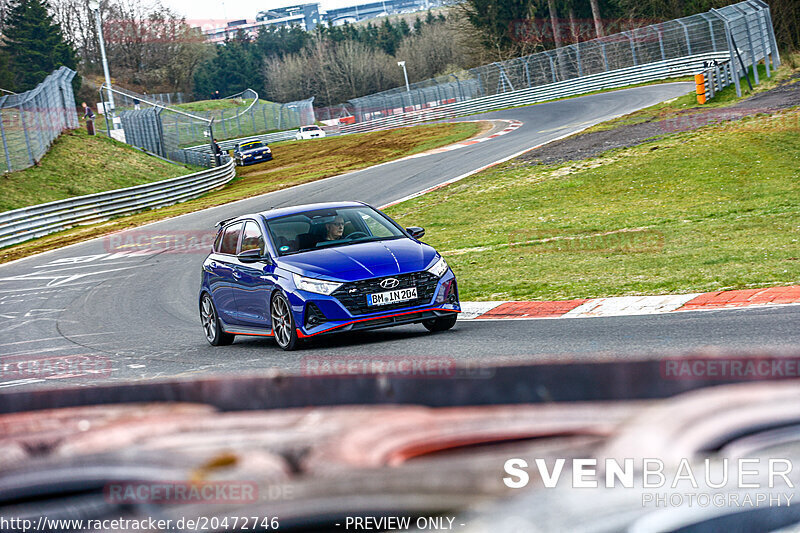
[199,201,460,350]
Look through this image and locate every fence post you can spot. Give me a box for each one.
[601,41,610,70]
[710,9,742,97]
[676,20,692,56]
[0,101,12,171]
[699,13,717,52]
[575,43,582,76]
[547,52,557,82]
[733,7,759,85]
[656,26,666,60]
[751,2,772,76]
[757,0,780,68]
[20,102,36,166]
[625,31,638,65]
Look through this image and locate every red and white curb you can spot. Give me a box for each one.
[402,120,523,158]
[460,285,800,320]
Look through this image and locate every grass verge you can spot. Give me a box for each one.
[584,54,800,133]
[386,108,800,301]
[0,129,196,212]
[0,122,481,264]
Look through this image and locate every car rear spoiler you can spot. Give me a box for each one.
[215,216,238,228]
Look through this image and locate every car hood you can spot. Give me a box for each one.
[276,238,438,281]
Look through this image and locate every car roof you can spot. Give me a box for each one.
[258,201,367,220]
[215,202,369,228]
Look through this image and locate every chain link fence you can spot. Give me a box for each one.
[0,67,78,173]
[348,0,778,122]
[112,86,315,167]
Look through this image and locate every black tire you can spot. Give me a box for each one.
[200,293,235,346]
[271,291,300,351]
[423,313,458,332]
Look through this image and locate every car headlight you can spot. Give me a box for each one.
[427,256,449,278]
[265,148,271,153]
[292,273,342,295]
[243,153,251,158]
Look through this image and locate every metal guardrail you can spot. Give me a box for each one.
[0,159,236,249]
[182,130,302,155]
[339,53,729,134]
[694,60,735,103]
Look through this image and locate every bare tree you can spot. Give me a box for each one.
[589,0,604,37]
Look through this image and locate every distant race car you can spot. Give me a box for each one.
[232,139,272,166]
[199,201,460,350]
[295,125,326,140]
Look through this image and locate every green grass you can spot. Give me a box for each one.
[0,129,196,212]
[584,55,799,133]
[386,108,800,301]
[0,122,482,264]
[173,98,272,113]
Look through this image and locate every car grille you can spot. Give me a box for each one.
[331,271,439,316]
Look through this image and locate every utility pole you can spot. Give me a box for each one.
[89,0,116,127]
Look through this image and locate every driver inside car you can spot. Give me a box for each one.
[325,216,346,241]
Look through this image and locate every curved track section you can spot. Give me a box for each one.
[4,82,797,390]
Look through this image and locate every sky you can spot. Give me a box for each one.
[163,0,366,24]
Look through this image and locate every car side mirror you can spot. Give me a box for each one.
[237,249,270,263]
[406,226,425,239]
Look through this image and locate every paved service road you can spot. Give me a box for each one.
[5,82,797,391]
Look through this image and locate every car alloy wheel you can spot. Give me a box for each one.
[200,293,234,346]
[271,292,300,350]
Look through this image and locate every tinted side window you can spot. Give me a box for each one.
[241,221,265,255]
[213,229,223,252]
[219,223,242,255]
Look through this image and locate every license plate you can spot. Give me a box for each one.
[254,155,262,159]
[367,287,417,306]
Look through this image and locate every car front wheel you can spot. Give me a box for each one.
[201,293,235,346]
[423,313,458,332]
[271,291,300,350]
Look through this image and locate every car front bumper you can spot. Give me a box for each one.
[289,270,460,339]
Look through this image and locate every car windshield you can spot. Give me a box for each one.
[240,141,265,150]
[304,126,321,131]
[266,205,405,256]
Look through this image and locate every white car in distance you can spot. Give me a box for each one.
[295,125,327,140]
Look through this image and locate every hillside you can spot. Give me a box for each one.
[1,129,195,213]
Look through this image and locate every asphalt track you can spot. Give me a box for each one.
[2,81,798,391]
